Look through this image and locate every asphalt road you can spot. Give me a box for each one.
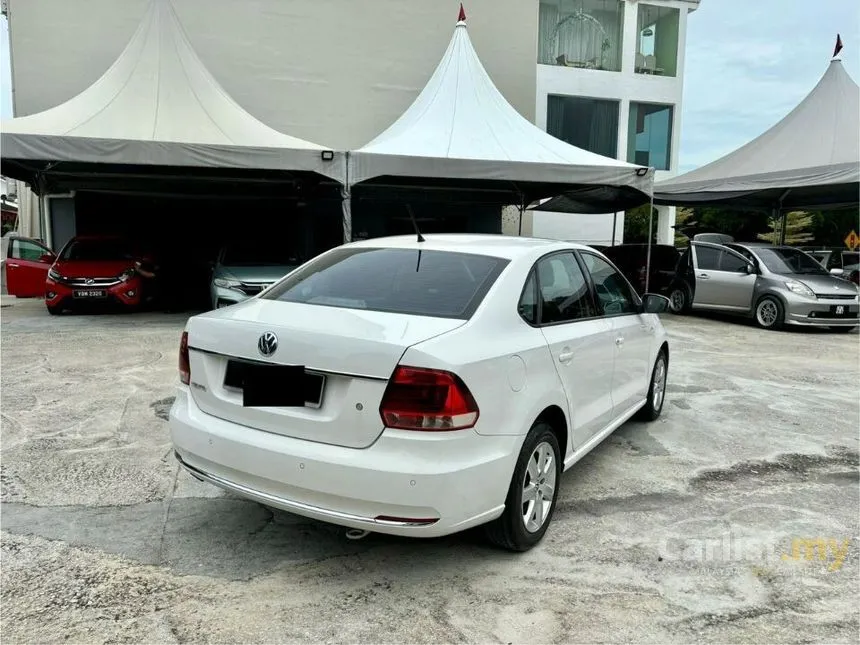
[1,298,858,643]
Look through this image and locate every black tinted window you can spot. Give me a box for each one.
[518,270,538,324]
[262,247,508,319]
[720,251,749,272]
[756,248,828,275]
[60,239,135,261]
[580,253,638,316]
[536,253,595,324]
[694,246,721,270]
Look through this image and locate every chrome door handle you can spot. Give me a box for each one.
[615,337,624,347]
[698,273,710,279]
[7,263,19,268]
[558,351,574,364]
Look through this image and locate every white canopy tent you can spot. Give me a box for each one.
[0,0,344,193]
[654,58,859,214]
[343,7,653,242]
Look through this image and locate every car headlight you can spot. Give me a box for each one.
[785,280,815,297]
[118,269,135,282]
[48,267,66,283]
[214,278,242,289]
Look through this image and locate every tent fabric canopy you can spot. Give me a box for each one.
[347,13,653,207]
[0,0,344,184]
[653,59,860,211]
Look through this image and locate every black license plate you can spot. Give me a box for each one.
[830,305,856,318]
[73,289,106,298]
[226,361,325,408]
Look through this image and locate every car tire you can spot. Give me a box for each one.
[485,422,562,552]
[635,350,668,422]
[829,326,857,333]
[668,285,690,314]
[754,295,784,330]
[46,305,63,316]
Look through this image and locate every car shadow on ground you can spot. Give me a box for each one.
[667,310,858,334]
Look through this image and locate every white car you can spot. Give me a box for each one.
[169,234,670,551]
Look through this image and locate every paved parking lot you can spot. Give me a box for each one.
[1,297,858,644]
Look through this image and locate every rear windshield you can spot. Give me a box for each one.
[60,239,136,261]
[261,247,509,319]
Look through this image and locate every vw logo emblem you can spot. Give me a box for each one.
[258,332,278,357]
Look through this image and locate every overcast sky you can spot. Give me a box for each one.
[1,1,858,174]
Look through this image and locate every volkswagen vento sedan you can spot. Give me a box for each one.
[668,242,859,332]
[169,235,670,551]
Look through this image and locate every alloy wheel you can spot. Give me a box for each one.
[653,356,667,412]
[756,299,779,327]
[521,441,557,533]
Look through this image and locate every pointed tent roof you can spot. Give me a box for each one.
[654,58,860,210]
[348,8,652,209]
[0,0,343,185]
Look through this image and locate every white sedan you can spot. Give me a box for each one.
[169,234,670,551]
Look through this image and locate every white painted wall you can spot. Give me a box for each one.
[532,0,696,245]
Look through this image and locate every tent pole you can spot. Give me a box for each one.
[645,198,654,294]
[341,154,352,244]
[776,189,791,245]
[517,193,525,237]
[611,212,617,247]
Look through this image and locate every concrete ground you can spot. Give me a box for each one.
[1,297,858,644]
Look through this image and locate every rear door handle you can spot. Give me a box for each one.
[615,337,624,347]
[698,273,710,279]
[558,351,574,364]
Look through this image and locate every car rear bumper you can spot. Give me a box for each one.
[786,299,859,327]
[169,387,518,537]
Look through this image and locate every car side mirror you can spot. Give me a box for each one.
[39,253,55,264]
[830,268,844,276]
[642,293,670,314]
[744,263,756,274]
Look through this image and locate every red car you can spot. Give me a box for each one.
[45,236,145,314]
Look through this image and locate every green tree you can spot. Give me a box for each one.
[622,204,658,243]
[757,211,815,245]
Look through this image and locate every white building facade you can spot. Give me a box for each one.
[523,0,700,245]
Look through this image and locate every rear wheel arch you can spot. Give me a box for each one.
[534,405,568,463]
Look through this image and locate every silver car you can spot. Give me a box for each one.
[668,242,859,332]
[210,242,302,309]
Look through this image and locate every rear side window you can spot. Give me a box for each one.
[262,247,509,319]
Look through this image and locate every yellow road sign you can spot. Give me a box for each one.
[845,230,859,250]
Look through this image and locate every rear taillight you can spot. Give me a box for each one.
[379,366,479,431]
[179,331,190,385]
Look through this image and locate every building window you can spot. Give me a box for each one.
[635,4,680,77]
[547,95,619,158]
[627,102,673,170]
[538,0,624,72]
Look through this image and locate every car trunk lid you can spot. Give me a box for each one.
[185,299,465,448]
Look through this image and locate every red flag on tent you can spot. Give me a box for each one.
[833,33,843,57]
[458,3,466,22]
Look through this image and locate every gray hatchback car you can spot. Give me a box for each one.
[668,242,859,331]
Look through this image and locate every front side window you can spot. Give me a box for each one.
[719,251,750,273]
[580,253,638,316]
[547,95,620,158]
[536,253,596,324]
[12,239,49,261]
[693,246,721,271]
[262,247,509,320]
[627,102,673,170]
[538,0,624,71]
[635,4,680,77]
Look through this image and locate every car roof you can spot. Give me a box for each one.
[347,234,588,260]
